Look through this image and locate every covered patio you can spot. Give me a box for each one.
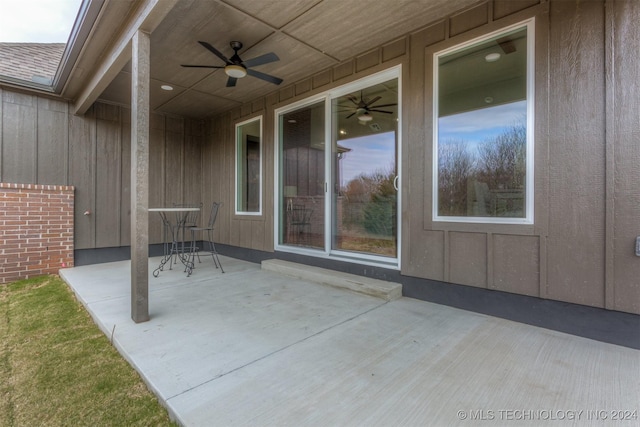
[60,256,639,426]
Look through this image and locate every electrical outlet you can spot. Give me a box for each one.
[636,236,640,257]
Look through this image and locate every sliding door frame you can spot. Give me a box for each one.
[274,66,402,269]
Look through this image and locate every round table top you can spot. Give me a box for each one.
[149,207,200,212]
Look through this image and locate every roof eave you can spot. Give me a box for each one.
[53,0,105,95]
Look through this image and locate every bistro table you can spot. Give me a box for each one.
[149,207,200,277]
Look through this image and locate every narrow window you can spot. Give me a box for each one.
[434,21,533,223]
[236,117,262,214]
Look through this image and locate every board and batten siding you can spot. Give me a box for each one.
[203,0,639,315]
[610,0,640,314]
[0,90,204,250]
[0,0,637,315]
[403,0,639,315]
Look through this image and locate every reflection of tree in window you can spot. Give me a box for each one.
[245,136,260,212]
[438,117,526,217]
[436,25,529,219]
[438,140,475,216]
[342,164,396,237]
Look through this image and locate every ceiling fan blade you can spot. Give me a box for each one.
[347,95,359,106]
[364,96,381,106]
[198,41,229,64]
[181,64,225,68]
[243,52,279,68]
[346,112,356,119]
[246,69,283,85]
[371,103,397,108]
[369,109,393,114]
[226,76,238,87]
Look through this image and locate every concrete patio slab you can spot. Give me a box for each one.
[60,256,640,426]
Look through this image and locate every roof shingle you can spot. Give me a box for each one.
[0,43,66,84]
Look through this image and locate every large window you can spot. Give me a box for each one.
[236,117,262,214]
[434,21,534,223]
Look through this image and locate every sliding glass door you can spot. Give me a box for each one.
[277,68,400,265]
[278,101,326,249]
[331,79,398,258]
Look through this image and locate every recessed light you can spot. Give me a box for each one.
[485,53,501,62]
[160,84,173,91]
[485,96,494,104]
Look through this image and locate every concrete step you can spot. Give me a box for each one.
[261,259,402,301]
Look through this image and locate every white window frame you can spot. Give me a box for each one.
[235,116,263,216]
[432,19,535,225]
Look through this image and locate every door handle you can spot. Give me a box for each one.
[393,175,399,191]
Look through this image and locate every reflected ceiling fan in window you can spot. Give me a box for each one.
[181,41,283,87]
[339,91,397,122]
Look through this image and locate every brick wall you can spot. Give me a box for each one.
[0,183,74,284]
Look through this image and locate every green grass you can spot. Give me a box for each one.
[0,275,177,427]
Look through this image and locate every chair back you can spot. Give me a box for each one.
[207,202,222,228]
[289,204,312,225]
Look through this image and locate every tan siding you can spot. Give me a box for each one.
[612,0,640,313]
[333,60,354,81]
[493,234,539,296]
[312,69,332,89]
[94,104,121,248]
[449,232,487,288]
[449,2,489,36]
[184,120,203,206]
[546,0,606,307]
[2,91,37,183]
[149,114,166,243]
[405,230,445,281]
[382,38,407,63]
[403,21,443,280]
[165,117,184,204]
[396,0,639,312]
[120,111,131,246]
[68,107,96,250]
[355,49,380,73]
[0,0,636,315]
[36,97,68,185]
[0,92,206,250]
[493,0,540,20]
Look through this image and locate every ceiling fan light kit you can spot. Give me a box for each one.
[358,112,373,122]
[343,90,397,122]
[225,64,247,78]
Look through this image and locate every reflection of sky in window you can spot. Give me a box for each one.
[439,101,526,149]
[338,132,395,186]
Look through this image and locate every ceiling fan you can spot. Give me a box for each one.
[340,91,397,122]
[181,41,283,87]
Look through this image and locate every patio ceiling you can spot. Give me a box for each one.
[63,0,480,120]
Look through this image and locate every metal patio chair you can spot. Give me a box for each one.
[189,201,224,273]
[288,204,313,244]
[172,202,202,269]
